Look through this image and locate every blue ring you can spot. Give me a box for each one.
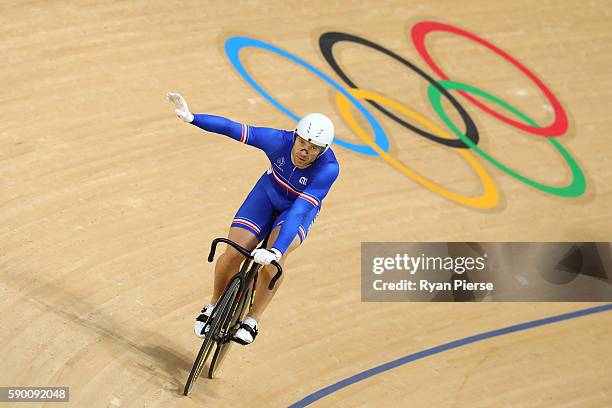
[225,36,390,156]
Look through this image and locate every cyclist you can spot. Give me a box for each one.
[167,93,339,345]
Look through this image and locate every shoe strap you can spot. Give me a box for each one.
[240,322,258,339]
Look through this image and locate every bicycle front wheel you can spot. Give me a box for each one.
[183,278,241,395]
[208,278,255,378]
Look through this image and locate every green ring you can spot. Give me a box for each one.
[428,80,586,197]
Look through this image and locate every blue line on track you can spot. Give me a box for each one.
[289,304,612,407]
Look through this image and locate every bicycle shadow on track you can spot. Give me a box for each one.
[4,272,214,398]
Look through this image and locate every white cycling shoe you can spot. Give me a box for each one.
[194,303,215,338]
[233,316,258,345]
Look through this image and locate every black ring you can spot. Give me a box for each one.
[319,32,479,148]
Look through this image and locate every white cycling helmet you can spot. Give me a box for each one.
[295,113,334,148]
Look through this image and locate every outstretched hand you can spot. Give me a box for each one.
[166,92,194,123]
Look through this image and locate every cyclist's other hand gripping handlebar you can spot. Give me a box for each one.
[251,248,283,290]
[251,248,281,266]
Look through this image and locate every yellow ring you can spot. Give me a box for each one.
[335,89,499,208]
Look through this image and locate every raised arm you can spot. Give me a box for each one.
[191,113,248,142]
[166,92,284,152]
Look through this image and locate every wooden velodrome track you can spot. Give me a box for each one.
[1,1,611,406]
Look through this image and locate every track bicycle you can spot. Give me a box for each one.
[184,229,282,395]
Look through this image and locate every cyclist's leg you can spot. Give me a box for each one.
[248,205,320,322]
[210,227,259,304]
[211,175,275,304]
[196,226,260,337]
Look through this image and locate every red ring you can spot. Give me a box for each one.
[411,21,568,137]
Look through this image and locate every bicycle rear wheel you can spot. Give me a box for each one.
[183,278,241,395]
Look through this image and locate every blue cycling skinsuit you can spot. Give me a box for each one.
[190,114,340,255]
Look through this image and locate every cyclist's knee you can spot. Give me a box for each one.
[221,247,246,269]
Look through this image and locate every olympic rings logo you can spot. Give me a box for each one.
[224,21,586,209]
